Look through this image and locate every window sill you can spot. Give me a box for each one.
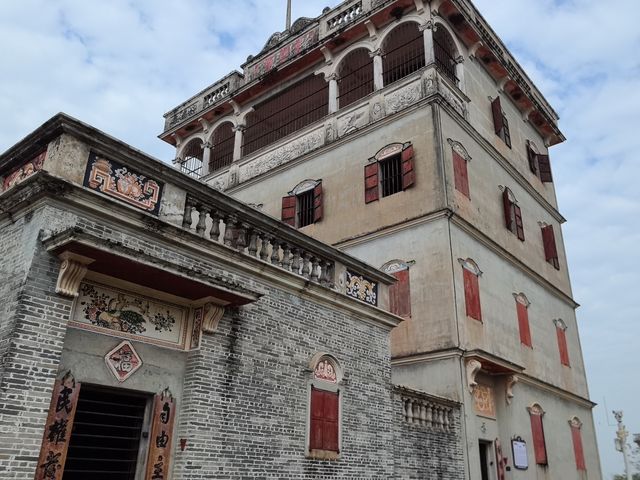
[306,449,340,461]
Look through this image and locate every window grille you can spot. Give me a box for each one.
[297,189,315,228]
[243,75,328,156]
[209,122,235,173]
[338,49,374,108]
[380,154,403,197]
[382,23,425,86]
[180,140,204,179]
[433,28,459,85]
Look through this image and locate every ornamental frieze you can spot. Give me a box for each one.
[71,282,195,350]
[83,151,164,214]
[2,149,46,192]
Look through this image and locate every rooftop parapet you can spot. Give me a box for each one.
[161,0,563,147]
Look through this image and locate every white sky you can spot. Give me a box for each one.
[1,1,638,477]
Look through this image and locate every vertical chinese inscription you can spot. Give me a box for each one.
[35,372,81,480]
[145,389,176,480]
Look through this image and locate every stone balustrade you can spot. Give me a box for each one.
[182,195,335,287]
[396,387,458,432]
[325,1,364,32]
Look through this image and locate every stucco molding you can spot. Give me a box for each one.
[505,375,519,405]
[466,359,482,393]
[55,251,94,297]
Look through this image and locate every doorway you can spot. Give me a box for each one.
[479,440,491,480]
[63,385,150,480]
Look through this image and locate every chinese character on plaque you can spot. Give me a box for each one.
[105,340,142,382]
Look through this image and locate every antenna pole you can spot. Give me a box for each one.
[286,0,292,30]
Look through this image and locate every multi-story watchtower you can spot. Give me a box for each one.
[160,0,602,478]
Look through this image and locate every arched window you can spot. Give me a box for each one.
[209,122,235,173]
[281,179,323,228]
[513,293,532,347]
[433,27,459,85]
[364,142,415,203]
[382,22,425,86]
[243,75,329,156]
[569,417,586,471]
[338,48,374,109]
[308,354,342,458]
[180,139,204,179]
[502,187,524,241]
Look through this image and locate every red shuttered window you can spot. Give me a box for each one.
[541,225,560,270]
[310,387,339,453]
[502,188,525,241]
[527,141,553,183]
[461,259,482,322]
[453,150,470,198]
[389,268,411,318]
[364,143,415,203]
[282,181,323,228]
[529,406,548,466]
[515,295,532,347]
[570,419,586,471]
[555,320,570,366]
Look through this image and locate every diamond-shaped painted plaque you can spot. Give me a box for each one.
[105,340,142,382]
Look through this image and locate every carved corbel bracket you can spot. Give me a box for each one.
[469,41,483,61]
[466,359,482,393]
[364,20,377,39]
[320,46,334,65]
[497,76,510,92]
[198,117,211,135]
[505,375,519,405]
[202,303,225,334]
[55,252,94,297]
[414,0,425,14]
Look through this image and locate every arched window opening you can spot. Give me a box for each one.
[382,22,425,86]
[434,27,459,84]
[209,122,235,173]
[243,75,329,156]
[338,49,374,109]
[180,139,204,179]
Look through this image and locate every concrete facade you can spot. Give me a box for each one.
[161,0,602,478]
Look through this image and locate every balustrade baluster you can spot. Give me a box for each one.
[419,403,427,426]
[310,257,320,282]
[247,229,258,256]
[223,215,236,247]
[320,261,333,286]
[210,211,221,242]
[291,248,301,274]
[236,223,248,250]
[443,408,450,432]
[196,205,209,237]
[270,240,281,265]
[302,253,312,279]
[260,236,272,261]
[281,244,292,270]
[182,198,195,229]
[426,404,433,428]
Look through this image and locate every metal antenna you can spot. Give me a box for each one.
[286,0,292,30]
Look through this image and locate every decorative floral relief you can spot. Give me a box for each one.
[338,108,367,137]
[314,359,337,383]
[83,152,163,214]
[239,130,323,183]
[370,102,385,122]
[2,150,46,192]
[72,282,190,350]
[345,271,378,306]
[386,84,422,114]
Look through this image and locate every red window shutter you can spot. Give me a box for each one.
[541,225,559,269]
[401,145,415,190]
[571,425,586,471]
[463,268,482,321]
[557,327,570,366]
[517,301,532,347]
[502,189,514,232]
[313,182,323,223]
[453,150,470,198]
[492,97,504,135]
[514,205,525,241]
[530,413,548,465]
[527,142,538,175]
[310,387,324,450]
[537,154,553,183]
[364,163,380,203]
[390,269,411,318]
[281,195,297,227]
[323,390,340,452]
